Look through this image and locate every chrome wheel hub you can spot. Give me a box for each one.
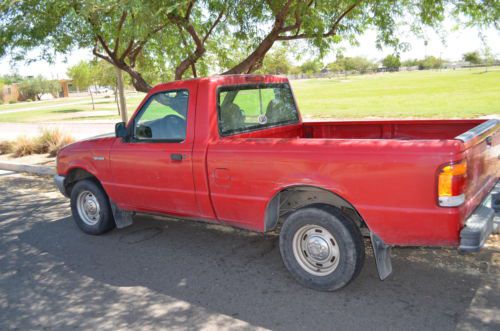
[76,191,101,226]
[292,225,340,276]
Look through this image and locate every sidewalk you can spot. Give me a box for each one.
[0,122,115,141]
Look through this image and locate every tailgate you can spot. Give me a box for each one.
[456,119,500,218]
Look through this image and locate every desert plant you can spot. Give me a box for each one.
[47,135,74,157]
[35,128,64,153]
[12,136,38,157]
[0,140,13,155]
[35,128,74,156]
[10,129,75,158]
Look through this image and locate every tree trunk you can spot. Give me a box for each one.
[223,30,279,74]
[89,88,95,110]
[115,87,121,116]
[116,68,128,123]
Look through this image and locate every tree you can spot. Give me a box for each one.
[418,56,443,70]
[401,59,420,67]
[382,54,401,69]
[299,59,323,74]
[462,51,481,65]
[67,61,93,92]
[1,0,498,93]
[480,35,496,72]
[18,76,59,101]
[259,46,292,74]
[67,60,98,109]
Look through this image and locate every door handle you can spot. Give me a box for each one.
[170,153,183,161]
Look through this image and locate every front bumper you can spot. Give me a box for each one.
[54,175,68,197]
[459,182,500,253]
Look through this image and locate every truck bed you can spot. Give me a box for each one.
[236,119,486,140]
[302,119,485,140]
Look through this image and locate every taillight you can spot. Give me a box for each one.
[438,160,467,207]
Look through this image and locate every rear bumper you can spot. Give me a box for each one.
[459,181,500,253]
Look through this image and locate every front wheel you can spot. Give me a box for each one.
[70,179,115,235]
[279,205,365,291]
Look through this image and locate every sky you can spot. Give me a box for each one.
[0,21,498,80]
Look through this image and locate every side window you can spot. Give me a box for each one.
[134,90,189,141]
[218,83,299,135]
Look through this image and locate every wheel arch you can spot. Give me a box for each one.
[264,185,368,233]
[64,167,102,196]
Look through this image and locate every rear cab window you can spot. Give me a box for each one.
[217,83,299,136]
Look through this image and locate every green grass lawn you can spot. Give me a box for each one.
[291,68,499,119]
[0,68,498,122]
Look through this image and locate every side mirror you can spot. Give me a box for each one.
[115,122,128,139]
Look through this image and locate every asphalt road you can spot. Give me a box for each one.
[0,173,499,330]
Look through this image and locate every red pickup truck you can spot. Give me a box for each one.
[55,75,500,291]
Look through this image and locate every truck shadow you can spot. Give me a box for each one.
[15,213,497,330]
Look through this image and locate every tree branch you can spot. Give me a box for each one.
[185,0,195,19]
[113,11,128,55]
[203,10,224,43]
[277,0,361,40]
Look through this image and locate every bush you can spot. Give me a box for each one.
[9,100,17,104]
[35,128,75,155]
[10,129,75,158]
[0,140,13,155]
[47,135,74,157]
[12,136,38,157]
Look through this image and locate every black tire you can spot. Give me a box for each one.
[279,205,365,291]
[70,179,115,235]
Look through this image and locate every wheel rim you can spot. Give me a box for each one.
[292,224,340,276]
[76,190,101,226]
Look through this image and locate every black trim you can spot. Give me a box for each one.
[216,83,300,137]
[129,89,189,143]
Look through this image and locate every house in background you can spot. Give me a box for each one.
[0,83,20,103]
[1,80,73,103]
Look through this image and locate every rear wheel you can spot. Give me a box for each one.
[70,179,115,235]
[279,205,365,291]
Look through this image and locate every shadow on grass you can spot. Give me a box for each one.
[51,108,86,114]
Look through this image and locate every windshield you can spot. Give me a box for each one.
[217,83,299,135]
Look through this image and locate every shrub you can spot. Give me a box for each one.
[12,136,38,157]
[35,128,75,155]
[9,99,17,104]
[10,129,75,158]
[0,140,13,155]
[48,135,74,157]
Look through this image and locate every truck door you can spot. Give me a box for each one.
[109,84,198,217]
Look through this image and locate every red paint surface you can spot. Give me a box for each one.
[56,75,499,247]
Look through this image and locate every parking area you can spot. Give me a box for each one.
[0,173,499,330]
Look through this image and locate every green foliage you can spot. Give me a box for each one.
[68,60,127,89]
[382,54,401,68]
[418,56,443,70]
[18,75,59,101]
[67,61,93,90]
[259,46,292,74]
[0,74,24,84]
[1,0,498,88]
[462,51,482,64]
[300,59,323,74]
[401,59,420,67]
[327,56,376,73]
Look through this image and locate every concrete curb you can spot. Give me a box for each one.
[0,162,55,176]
